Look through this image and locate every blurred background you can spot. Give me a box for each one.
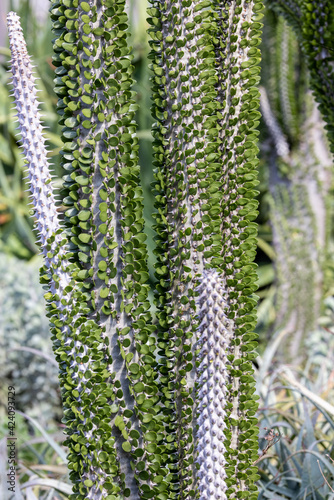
[1,0,334,498]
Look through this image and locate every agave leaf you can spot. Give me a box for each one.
[257,285,276,325]
[285,433,303,478]
[300,419,323,497]
[0,133,12,163]
[284,450,334,499]
[295,422,304,455]
[25,487,39,500]
[20,478,72,495]
[16,411,67,463]
[303,402,318,448]
[14,212,39,250]
[29,464,68,474]
[258,329,291,388]
[260,474,301,498]
[257,263,275,288]
[0,47,11,57]
[0,159,11,195]
[258,489,286,499]
[310,402,334,432]
[299,450,334,481]
[277,439,299,491]
[280,370,334,417]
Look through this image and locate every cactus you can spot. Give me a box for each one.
[7,0,263,498]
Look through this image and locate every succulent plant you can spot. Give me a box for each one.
[7,0,267,498]
[6,0,334,496]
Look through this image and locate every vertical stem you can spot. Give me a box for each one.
[213,0,263,496]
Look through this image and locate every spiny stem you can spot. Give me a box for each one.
[195,269,233,500]
[7,11,70,292]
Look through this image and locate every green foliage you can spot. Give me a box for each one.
[7,0,265,496]
[49,1,158,496]
[149,0,263,496]
[258,9,332,360]
[258,399,334,499]
[0,412,71,500]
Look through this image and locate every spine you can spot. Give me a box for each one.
[7,11,70,291]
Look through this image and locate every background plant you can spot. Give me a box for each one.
[257,8,333,362]
[0,253,61,426]
[256,297,334,499]
[0,412,71,500]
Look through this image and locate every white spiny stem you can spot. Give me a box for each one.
[7,11,71,294]
[195,269,233,500]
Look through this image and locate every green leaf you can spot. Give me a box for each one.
[145,431,157,442]
[80,2,90,12]
[129,363,139,374]
[122,441,131,452]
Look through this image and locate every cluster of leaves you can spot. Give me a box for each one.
[148,0,264,496]
[48,1,162,497]
[258,398,334,499]
[255,6,333,359]
[269,0,334,154]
